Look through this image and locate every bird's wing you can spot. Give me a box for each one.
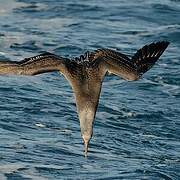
[90,41,170,81]
[0,52,67,75]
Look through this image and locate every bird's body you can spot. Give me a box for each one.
[0,41,169,156]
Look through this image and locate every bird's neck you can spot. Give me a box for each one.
[73,80,102,143]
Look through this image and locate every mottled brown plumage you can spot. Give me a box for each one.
[0,41,169,156]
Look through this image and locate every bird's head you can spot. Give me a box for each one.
[78,107,95,157]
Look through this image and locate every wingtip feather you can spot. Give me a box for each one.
[132,41,170,75]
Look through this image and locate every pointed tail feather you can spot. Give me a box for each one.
[132,41,170,76]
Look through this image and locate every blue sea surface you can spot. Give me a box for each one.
[0,0,180,179]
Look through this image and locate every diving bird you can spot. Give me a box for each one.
[0,41,169,156]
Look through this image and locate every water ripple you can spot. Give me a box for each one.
[0,0,179,179]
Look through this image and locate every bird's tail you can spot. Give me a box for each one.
[132,41,170,76]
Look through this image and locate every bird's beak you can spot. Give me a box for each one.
[82,134,91,157]
[84,140,89,157]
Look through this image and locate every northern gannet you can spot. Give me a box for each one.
[0,41,169,156]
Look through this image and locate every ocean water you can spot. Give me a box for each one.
[0,0,180,179]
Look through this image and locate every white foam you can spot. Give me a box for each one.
[0,52,6,55]
[0,163,24,173]
[0,0,27,15]
[35,123,46,128]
